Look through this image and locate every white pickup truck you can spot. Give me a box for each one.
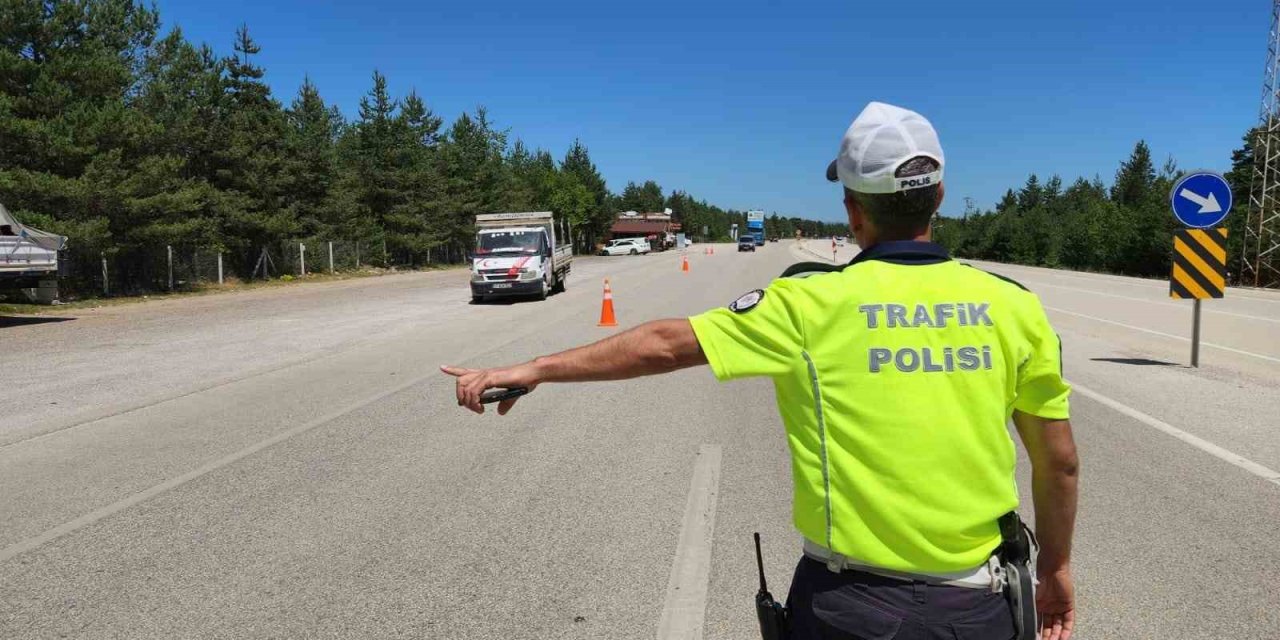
[1,204,66,303]
[470,212,573,302]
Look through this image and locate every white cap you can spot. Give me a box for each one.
[826,102,944,194]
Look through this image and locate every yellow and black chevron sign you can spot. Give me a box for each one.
[1170,228,1227,299]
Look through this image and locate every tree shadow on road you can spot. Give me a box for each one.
[0,315,75,328]
[1089,357,1177,367]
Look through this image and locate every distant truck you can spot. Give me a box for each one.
[746,210,765,246]
[470,211,573,302]
[1,204,67,304]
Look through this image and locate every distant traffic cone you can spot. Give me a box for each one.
[681,254,690,272]
[597,278,618,327]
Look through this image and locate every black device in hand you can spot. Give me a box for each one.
[753,532,788,640]
[479,387,530,404]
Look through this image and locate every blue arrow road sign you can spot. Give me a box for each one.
[1170,172,1232,228]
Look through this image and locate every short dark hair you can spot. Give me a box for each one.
[846,156,941,240]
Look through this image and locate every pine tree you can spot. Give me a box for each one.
[1223,129,1257,280]
[336,70,402,263]
[0,0,160,282]
[619,180,665,213]
[282,78,343,237]
[219,25,292,264]
[438,107,506,258]
[560,139,608,250]
[386,89,444,260]
[1017,174,1043,210]
[128,28,226,256]
[1111,140,1155,206]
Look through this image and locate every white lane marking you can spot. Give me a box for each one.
[1044,305,1280,364]
[1022,281,1280,324]
[1072,382,1280,486]
[657,444,722,640]
[0,369,437,564]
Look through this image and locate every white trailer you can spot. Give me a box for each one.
[0,204,66,304]
[470,212,572,302]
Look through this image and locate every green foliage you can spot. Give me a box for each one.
[1223,128,1256,280]
[0,0,859,291]
[935,139,1241,280]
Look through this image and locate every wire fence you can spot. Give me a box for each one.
[45,238,442,300]
[13,231,596,302]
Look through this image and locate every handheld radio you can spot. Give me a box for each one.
[753,532,788,640]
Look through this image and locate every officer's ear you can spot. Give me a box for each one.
[935,182,946,211]
[843,189,864,232]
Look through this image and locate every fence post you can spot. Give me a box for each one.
[167,245,174,290]
[299,242,306,276]
[101,254,109,296]
[328,241,334,274]
[217,252,224,285]
[382,238,388,267]
[355,241,361,268]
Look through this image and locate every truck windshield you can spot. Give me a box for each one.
[476,230,543,255]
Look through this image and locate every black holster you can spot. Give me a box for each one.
[997,512,1038,640]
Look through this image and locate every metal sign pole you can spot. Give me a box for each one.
[1168,173,1232,368]
[1191,299,1202,367]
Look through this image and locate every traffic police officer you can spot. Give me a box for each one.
[444,102,1080,640]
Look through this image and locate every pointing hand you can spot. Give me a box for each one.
[440,364,538,415]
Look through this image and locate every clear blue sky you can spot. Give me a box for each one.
[156,0,1265,221]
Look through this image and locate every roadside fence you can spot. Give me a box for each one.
[51,238,422,299]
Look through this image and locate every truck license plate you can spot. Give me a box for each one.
[491,283,512,289]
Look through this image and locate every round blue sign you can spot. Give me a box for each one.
[1169,172,1231,228]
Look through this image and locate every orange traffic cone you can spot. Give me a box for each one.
[681,254,690,272]
[598,278,618,327]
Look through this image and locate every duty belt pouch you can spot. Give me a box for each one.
[997,512,1038,640]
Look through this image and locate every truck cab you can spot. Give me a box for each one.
[470,212,572,302]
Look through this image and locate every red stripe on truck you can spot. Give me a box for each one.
[506,256,533,278]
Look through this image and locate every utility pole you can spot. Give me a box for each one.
[1243,0,1280,288]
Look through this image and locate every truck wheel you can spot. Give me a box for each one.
[553,273,566,294]
[471,295,484,304]
[629,249,638,255]
[537,273,550,301]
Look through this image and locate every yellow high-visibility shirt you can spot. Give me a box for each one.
[689,241,1069,573]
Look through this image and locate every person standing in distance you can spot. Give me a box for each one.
[443,102,1079,640]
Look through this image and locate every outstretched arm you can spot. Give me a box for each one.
[1012,410,1079,640]
[442,318,706,414]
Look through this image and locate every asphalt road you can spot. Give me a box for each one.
[2,241,1278,639]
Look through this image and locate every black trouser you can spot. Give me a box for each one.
[785,557,1015,640]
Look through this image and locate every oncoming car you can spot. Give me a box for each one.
[737,236,756,252]
[599,238,651,256]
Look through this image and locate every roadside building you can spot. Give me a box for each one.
[606,210,681,251]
